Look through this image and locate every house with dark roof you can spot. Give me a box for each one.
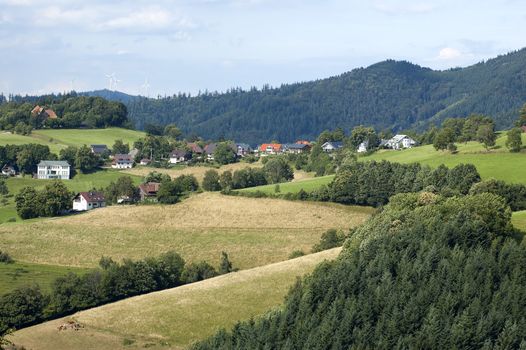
[37,160,70,180]
[139,182,160,201]
[90,144,109,155]
[187,143,204,154]
[112,154,133,169]
[235,143,252,157]
[283,143,310,154]
[321,141,344,152]
[72,191,106,211]
[1,164,17,177]
[169,149,190,164]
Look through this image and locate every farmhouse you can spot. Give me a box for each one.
[37,160,70,180]
[90,144,109,156]
[1,164,16,176]
[187,143,204,154]
[204,143,218,161]
[357,140,368,153]
[321,141,344,152]
[112,154,133,169]
[260,143,282,155]
[73,191,106,211]
[140,158,151,165]
[235,143,252,157]
[383,135,417,150]
[139,182,160,201]
[170,149,190,164]
[31,105,58,121]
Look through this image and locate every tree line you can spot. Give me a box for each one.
[0,251,236,336]
[192,192,526,349]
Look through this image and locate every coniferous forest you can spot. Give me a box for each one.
[192,193,526,349]
[86,49,526,143]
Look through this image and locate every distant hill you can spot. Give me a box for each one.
[83,48,526,143]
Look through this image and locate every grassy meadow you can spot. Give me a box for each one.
[512,211,526,232]
[0,128,146,154]
[9,248,341,350]
[0,262,88,295]
[0,170,142,222]
[238,175,334,195]
[0,192,373,269]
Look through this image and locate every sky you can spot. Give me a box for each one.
[0,0,525,97]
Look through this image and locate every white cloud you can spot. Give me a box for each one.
[437,47,463,60]
[102,7,172,30]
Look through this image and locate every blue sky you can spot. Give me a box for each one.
[0,0,524,96]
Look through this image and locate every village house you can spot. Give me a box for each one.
[321,141,344,152]
[31,105,58,121]
[204,143,218,161]
[259,143,282,155]
[1,164,16,177]
[383,135,417,150]
[139,182,160,201]
[187,143,204,155]
[235,143,252,157]
[72,191,106,211]
[90,144,109,156]
[112,154,133,169]
[282,143,310,154]
[357,140,369,153]
[139,158,151,166]
[37,160,70,180]
[169,149,190,164]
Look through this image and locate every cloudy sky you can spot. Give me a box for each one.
[0,0,524,96]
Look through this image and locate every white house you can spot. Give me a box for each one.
[321,141,344,152]
[357,140,369,153]
[73,191,106,211]
[384,135,417,150]
[169,150,189,164]
[37,160,70,180]
[112,154,133,169]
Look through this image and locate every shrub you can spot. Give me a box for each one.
[288,250,305,259]
[0,250,14,264]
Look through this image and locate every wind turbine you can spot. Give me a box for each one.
[113,76,121,91]
[105,73,116,90]
[141,77,151,97]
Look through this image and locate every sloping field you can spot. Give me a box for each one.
[0,128,146,153]
[512,211,526,232]
[0,193,372,269]
[10,248,341,350]
[123,161,263,182]
[362,133,526,184]
[239,175,334,194]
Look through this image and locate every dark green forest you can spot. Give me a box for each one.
[85,49,526,143]
[193,193,526,349]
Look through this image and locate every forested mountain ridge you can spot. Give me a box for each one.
[84,48,526,143]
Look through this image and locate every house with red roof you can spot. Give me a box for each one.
[72,191,106,211]
[259,143,282,155]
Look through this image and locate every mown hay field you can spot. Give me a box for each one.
[0,193,372,269]
[10,248,341,350]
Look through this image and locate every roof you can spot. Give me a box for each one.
[236,143,252,150]
[44,109,58,119]
[295,140,311,145]
[283,143,308,150]
[170,149,189,158]
[31,105,43,115]
[114,154,133,162]
[139,182,160,195]
[187,143,204,153]
[76,191,105,203]
[90,144,108,153]
[140,158,151,163]
[322,141,344,149]
[260,143,282,152]
[38,160,70,167]
[204,143,218,155]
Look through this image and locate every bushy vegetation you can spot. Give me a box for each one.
[193,193,526,349]
[0,251,236,335]
[0,144,54,175]
[0,93,129,132]
[15,181,72,219]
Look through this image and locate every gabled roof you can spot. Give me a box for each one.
[76,191,105,203]
[283,143,308,150]
[170,149,189,158]
[187,143,204,154]
[204,143,218,155]
[295,140,311,145]
[139,182,160,195]
[31,105,43,115]
[90,144,109,153]
[260,143,282,152]
[44,109,58,119]
[38,160,70,167]
[114,154,133,162]
[321,141,344,149]
[236,143,252,150]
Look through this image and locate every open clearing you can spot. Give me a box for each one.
[512,211,526,232]
[0,262,88,295]
[0,192,372,269]
[0,128,146,154]
[239,175,334,194]
[10,248,341,350]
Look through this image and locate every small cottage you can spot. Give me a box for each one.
[112,154,134,169]
[73,191,106,211]
[139,182,160,201]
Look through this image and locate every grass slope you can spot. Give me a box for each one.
[361,133,526,184]
[0,170,142,222]
[10,248,341,350]
[512,211,526,232]
[0,193,372,269]
[0,262,88,295]
[0,128,146,154]
[238,175,334,195]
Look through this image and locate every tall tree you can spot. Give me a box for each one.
[505,128,523,152]
[476,124,496,150]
